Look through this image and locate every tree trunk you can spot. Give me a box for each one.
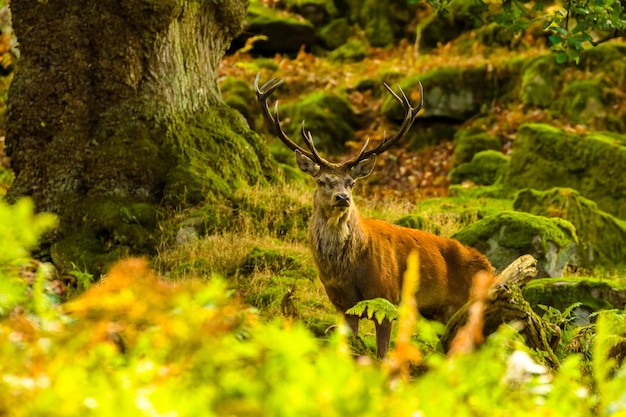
[6,0,276,274]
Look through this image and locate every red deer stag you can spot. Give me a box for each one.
[254,74,494,358]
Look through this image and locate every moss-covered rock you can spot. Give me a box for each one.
[317,18,352,50]
[523,277,626,315]
[449,150,509,186]
[239,1,316,55]
[382,60,522,123]
[519,54,562,108]
[504,123,626,219]
[164,106,276,207]
[282,91,361,155]
[220,76,257,129]
[417,0,476,50]
[345,0,414,47]
[327,39,368,63]
[453,211,579,277]
[514,187,626,268]
[394,214,442,235]
[452,130,502,165]
[50,198,159,274]
[283,0,339,24]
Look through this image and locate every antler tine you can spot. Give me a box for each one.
[300,121,330,166]
[255,73,328,165]
[346,81,424,167]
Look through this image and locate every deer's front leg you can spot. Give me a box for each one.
[344,313,359,336]
[375,319,392,359]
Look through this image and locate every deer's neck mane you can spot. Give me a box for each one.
[310,203,368,270]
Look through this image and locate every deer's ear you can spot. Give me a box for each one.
[350,156,377,179]
[296,150,320,177]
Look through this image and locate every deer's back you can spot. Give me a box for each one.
[359,218,492,321]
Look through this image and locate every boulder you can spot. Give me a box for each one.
[382,61,521,122]
[281,91,362,155]
[234,2,316,55]
[514,187,626,268]
[449,150,509,186]
[523,277,626,317]
[453,211,579,277]
[328,39,368,63]
[504,123,626,219]
[452,130,502,165]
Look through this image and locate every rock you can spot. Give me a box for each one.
[504,123,626,219]
[382,61,521,122]
[234,3,316,55]
[523,277,626,316]
[453,211,580,277]
[317,18,351,50]
[449,150,509,186]
[520,55,562,108]
[394,214,442,235]
[281,91,361,155]
[513,187,626,268]
[327,39,368,63]
[452,130,503,165]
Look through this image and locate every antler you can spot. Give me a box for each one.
[345,81,424,168]
[254,73,330,167]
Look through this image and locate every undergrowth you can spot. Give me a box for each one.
[2,191,626,416]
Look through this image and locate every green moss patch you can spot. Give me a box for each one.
[453,211,579,276]
[514,187,626,268]
[282,91,361,155]
[523,277,626,314]
[449,150,509,186]
[394,214,442,235]
[505,123,626,219]
[452,131,503,165]
[328,39,368,63]
[164,106,277,206]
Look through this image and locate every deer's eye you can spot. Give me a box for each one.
[317,179,325,187]
[345,179,355,188]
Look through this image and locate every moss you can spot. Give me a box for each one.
[283,0,339,19]
[523,277,626,314]
[452,131,502,165]
[246,1,311,27]
[241,246,304,275]
[453,211,579,275]
[520,55,562,108]
[504,123,626,219]
[475,22,517,47]
[164,105,277,206]
[355,0,395,47]
[317,18,352,50]
[514,187,626,268]
[382,61,521,122]
[394,214,442,235]
[417,0,476,50]
[282,91,361,155]
[558,78,610,126]
[447,184,518,200]
[327,39,368,63]
[221,76,257,129]
[449,150,509,186]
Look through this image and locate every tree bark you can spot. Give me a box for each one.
[7,0,275,273]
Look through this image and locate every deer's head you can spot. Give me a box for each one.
[255,74,423,217]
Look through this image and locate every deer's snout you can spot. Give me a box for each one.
[334,193,350,206]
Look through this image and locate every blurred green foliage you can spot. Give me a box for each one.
[1,197,626,416]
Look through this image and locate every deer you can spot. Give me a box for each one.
[254,74,494,358]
